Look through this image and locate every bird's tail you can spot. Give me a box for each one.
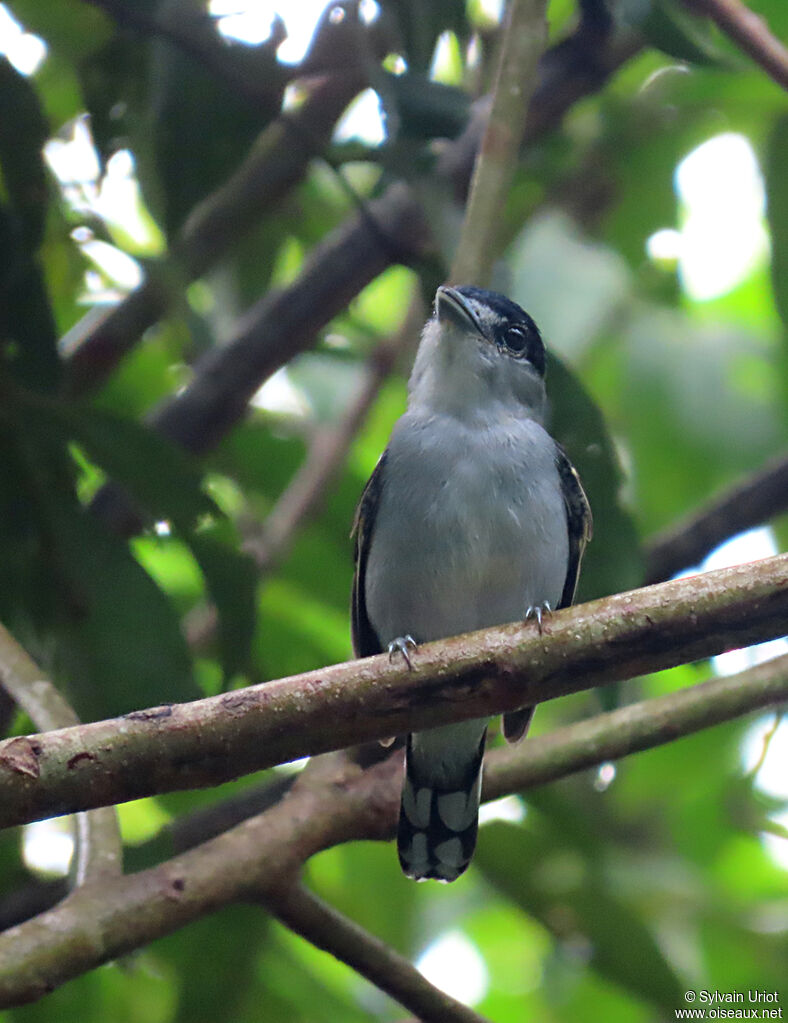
[397,720,488,882]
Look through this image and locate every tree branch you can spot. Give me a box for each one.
[437,26,639,199]
[266,885,490,1023]
[0,753,400,1007]
[644,452,788,583]
[64,19,640,403]
[451,0,549,284]
[482,651,788,795]
[681,0,788,91]
[135,638,788,872]
[62,66,371,395]
[0,624,121,885]
[0,650,784,1007]
[0,554,785,830]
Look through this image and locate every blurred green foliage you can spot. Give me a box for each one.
[0,0,786,1019]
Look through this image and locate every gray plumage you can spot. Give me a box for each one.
[352,286,591,882]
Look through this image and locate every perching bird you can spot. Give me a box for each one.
[351,285,592,882]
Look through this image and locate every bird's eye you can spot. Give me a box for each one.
[502,326,529,356]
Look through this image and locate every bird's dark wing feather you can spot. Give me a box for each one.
[351,452,387,658]
[503,445,592,743]
[555,444,593,610]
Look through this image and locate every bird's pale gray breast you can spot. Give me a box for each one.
[364,410,569,646]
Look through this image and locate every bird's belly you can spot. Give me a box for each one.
[365,453,568,645]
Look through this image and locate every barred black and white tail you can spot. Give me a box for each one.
[397,722,487,882]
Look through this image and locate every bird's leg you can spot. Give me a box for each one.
[524,601,553,636]
[377,636,417,746]
[388,634,417,670]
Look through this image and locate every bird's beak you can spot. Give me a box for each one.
[436,286,483,336]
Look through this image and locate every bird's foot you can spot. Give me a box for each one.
[524,601,553,635]
[388,635,417,670]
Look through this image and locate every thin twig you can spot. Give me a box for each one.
[644,452,788,583]
[682,0,788,91]
[0,624,121,885]
[0,651,785,1006]
[267,885,490,1023]
[0,554,785,830]
[451,0,549,284]
[743,709,783,782]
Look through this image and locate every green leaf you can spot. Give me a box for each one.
[0,403,196,717]
[42,499,197,719]
[153,904,272,1023]
[641,0,735,67]
[20,397,258,682]
[188,528,257,682]
[613,308,782,535]
[377,70,470,142]
[0,57,49,250]
[547,353,644,601]
[378,0,467,72]
[5,0,113,61]
[476,821,686,1012]
[146,0,283,235]
[0,61,60,393]
[0,205,60,392]
[22,397,217,530]
[4,392,259,702]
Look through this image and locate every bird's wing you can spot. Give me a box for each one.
[350,451,388,657]
[555,444,593,609]
[503,445,592,744]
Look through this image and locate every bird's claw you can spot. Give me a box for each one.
[524,601,552,635]
[388,635,417,670]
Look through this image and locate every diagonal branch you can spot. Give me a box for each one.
[266,885,490,1023]
[0,554,785,830]
[0,752,400,1008]
[0,651,785,1007]
[681,0,788,91]
[63,67,371,395]
[482,651,788,795]
[644,452,788,583]
[0,624,121,885]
